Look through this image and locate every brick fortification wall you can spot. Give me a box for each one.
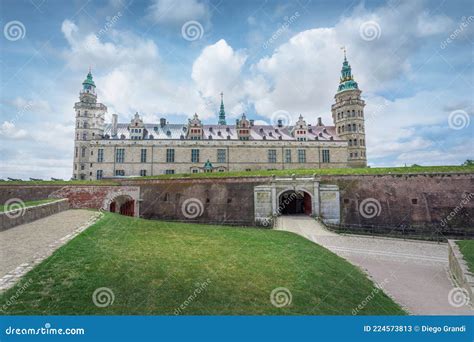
[123,178,264,226]
[0,173,472,235]
[320,173,474,238]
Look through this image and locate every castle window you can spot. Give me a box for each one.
[115,170,125,176]
[82,132,87,140]
[298,149,306,163]
[285,149,291,163]
[191,149,200,163]
[352,110,355,117]
[75,147,78,158]
[338,127,341,133]
[165,170,175,174]
[140,170,147,177]
[342,126,345,132]
[354,152,358,157]
[349,153,353,158]
[353,139,358,146]
[347,125,351,132]
[96,170,103,180]
[322,149,330,163]
[81,147,86,158]
[140,149,147,163]
[83,122,88,129]
[166,149,175,163]
[268,149,277,163]
[217,149,226,163]
[348,139,352,146]
[192,169,199,173]
[97,148,104,162]
[352,124,356,131]
[80,164,84,170]
[116,148,125,163]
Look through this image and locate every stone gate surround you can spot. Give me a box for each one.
[254,176,340,226]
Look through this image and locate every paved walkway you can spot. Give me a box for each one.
[276,215,473,315]
[0,210,101,290]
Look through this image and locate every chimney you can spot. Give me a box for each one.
[111,114,118,136]
[317,117,323,126]
[160,118,166,127]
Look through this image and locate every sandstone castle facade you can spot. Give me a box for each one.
[73,54,366,180]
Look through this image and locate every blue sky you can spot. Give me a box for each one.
[0,0,473,179]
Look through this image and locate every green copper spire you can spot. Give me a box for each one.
[337,48,358,93]
[82,68,96,91]
[218,92,226,125]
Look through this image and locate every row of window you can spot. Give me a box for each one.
[349,151,366,158]
[336,109,363,120]
[348,139,365,146]
[96,169,170,179]
[89,148,331,164]
[268,149,330,163]
[337,123,363,134]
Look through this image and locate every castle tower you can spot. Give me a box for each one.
[72,69,107,180]
[331,50,367,167]
[218,92,226,125]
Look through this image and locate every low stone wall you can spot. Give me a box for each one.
[448,240,474,305]
[0,199,69,231]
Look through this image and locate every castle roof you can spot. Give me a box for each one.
[102,122,341,141]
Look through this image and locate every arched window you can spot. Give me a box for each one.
[83,122,88,129]
[348,139,352,146]
[352,123,356,131]
[353,139,358,146]
[338,126,341,133]
[82,132,87,140]
[347,124,351,132]
[352,110,355,117]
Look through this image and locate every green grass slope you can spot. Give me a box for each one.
[0,213,405,315]
[456,240,474,274]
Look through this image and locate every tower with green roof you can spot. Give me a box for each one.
[331,49,367,167]
[73,69,107,180]
[218,92,226,125]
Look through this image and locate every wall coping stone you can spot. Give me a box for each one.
[448,239,474,306]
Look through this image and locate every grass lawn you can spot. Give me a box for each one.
[456,240,474,274]
[1,165,472,184]
[0,213,405,315]
[0,199,61,212]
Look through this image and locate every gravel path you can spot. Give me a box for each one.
[0,210,101,290]
[276,215,473,315]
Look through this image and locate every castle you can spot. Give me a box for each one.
[72,54,367,180]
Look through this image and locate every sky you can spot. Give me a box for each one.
[0,0,473,179]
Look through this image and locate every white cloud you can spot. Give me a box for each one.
[147,0,210,26]
[0,121,28,139]
[191,39,248,117]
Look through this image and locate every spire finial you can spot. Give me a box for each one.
[218,91,226,125]
[340,46,347,61]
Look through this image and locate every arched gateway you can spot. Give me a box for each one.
[278,190,312,215]
[254,176,340,226]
